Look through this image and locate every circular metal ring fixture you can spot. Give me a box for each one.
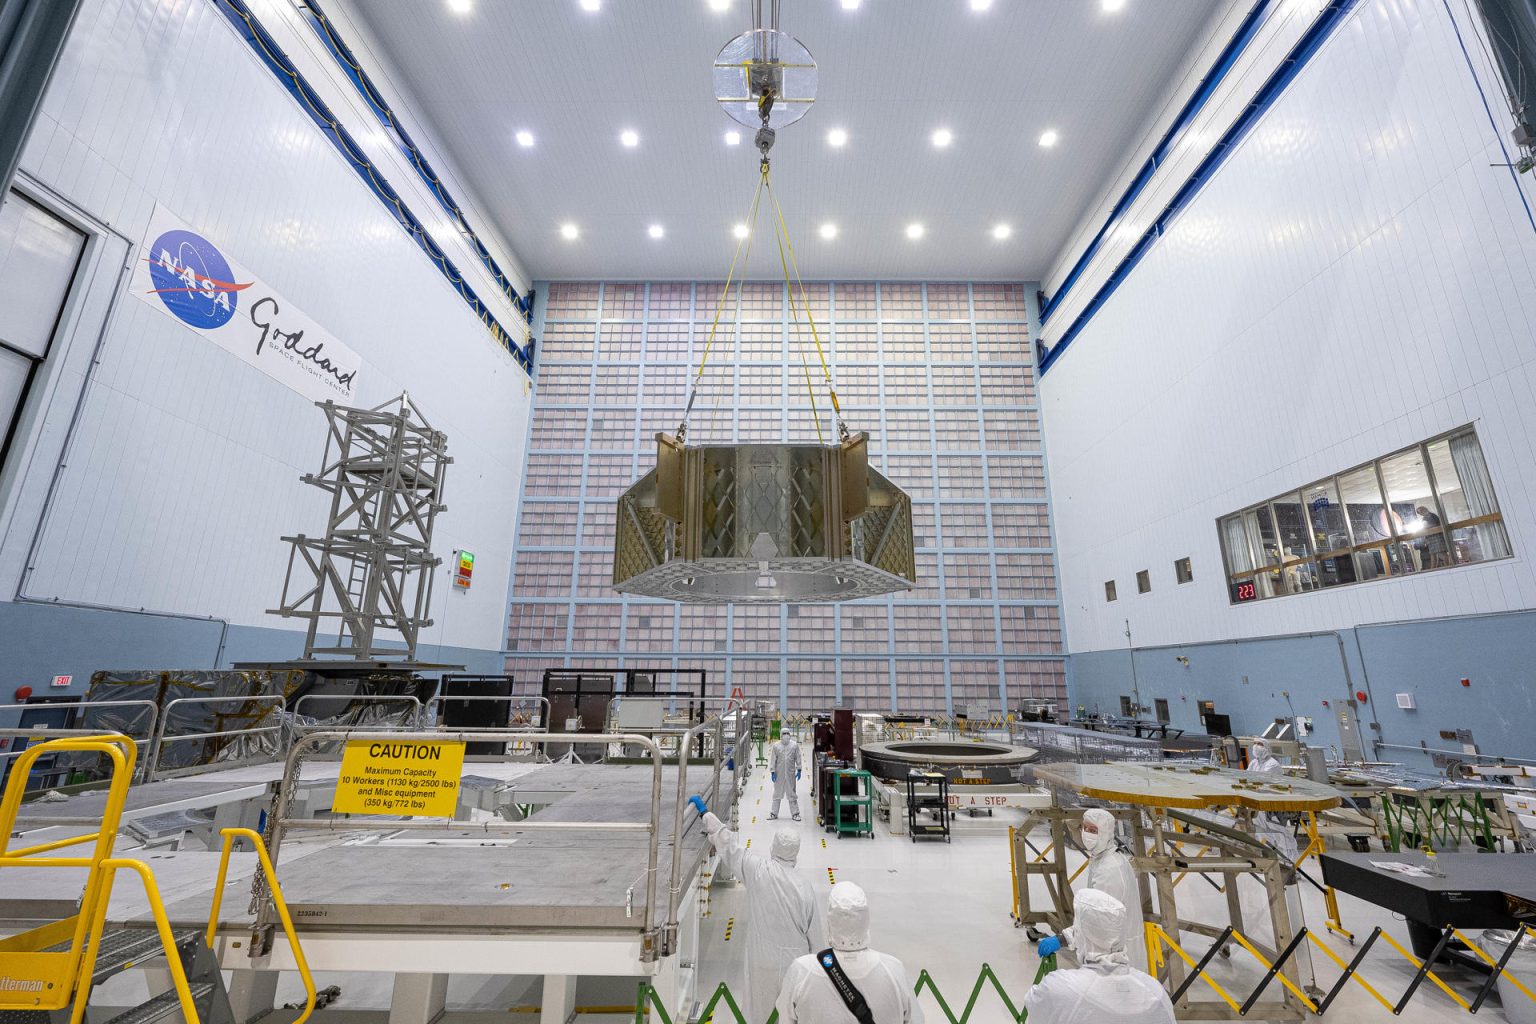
[860,739,1039,784]
[713,28,817,130]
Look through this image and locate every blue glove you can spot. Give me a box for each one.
[797,769,802,780]
[688,795,708,816]
[772,772,778,783]
[1037,936,1061,957]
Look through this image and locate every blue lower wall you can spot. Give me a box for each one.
[1066,609,1536,769]
[0,599,503,718]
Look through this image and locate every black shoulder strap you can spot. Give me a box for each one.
[816,948,877,1024]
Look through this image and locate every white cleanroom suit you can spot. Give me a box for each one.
[702,812,821,1024]
[1249,740,1283,775]
[1023,889,1177,1024]
[1064,808,1149,974]
[774,881,924,1024]
[769,735,803,819]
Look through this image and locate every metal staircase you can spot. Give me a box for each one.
[0,736,308,1024]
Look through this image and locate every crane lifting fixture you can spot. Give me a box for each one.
[611,1,916,605]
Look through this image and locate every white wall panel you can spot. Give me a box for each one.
[1041,0,1536,654]
[0,0,531,653]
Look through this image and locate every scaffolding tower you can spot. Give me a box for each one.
[269,393,450,661]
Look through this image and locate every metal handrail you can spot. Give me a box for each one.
[207,828,316,1024]
[290,693,422,732]
[663,712,731,955]
[423,693,552,730]
[0,700,159,781]
[260,728,673,961]
[147,694,286,782]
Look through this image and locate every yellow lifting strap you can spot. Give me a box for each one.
[677,161,847,444]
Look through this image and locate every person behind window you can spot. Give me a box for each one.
[1414,505,1447,566]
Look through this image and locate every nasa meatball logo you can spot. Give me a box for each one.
[145,228,251,329]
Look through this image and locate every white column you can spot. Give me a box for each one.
[390,973,449,1024]
[540,975,576,1024]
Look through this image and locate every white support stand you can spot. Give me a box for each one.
[390,973,449,1024]
[226,970,279,1024]
[540,974,577,1024]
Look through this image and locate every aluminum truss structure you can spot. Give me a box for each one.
[270,394,450,661]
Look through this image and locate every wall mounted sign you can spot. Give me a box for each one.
[130,206,362,403]
[332,739,465,816]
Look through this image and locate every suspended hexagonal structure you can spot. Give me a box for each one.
[614,432,915,604]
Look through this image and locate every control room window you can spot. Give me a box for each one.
[1219,427,1509,604]
[1135,569,1150,594]
[1174,557,1193,584]
[0,190,86,474]
[1104,580,1117,602]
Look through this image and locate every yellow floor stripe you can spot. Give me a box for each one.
[827,867,837,885]
[724,917,735,941]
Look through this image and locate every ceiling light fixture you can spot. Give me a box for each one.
[930,128,953,149]
[970,0,994,10]
[560,223,579,240]
[819,222,838,240]
[827,127,848,147]
[1038,128,1059,148]
[515,130,535,148]
[709,0,731,9]
[733,223,750,239]
[906,223,925,240]
[724,130,741,145]
[840,0,861,8]
[648,224,665,239]
[1102,0,1127,10]
[992,223,1012,240]
[579,0,600,10]
[620,129,639,147]
[446,0,472,13]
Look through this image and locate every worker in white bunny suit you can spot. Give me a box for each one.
[1066,808,1149,975]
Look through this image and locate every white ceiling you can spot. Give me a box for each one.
[337,0,1227,282]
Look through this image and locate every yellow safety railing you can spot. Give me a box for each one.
[206,827,317,1024]
[1146,922,1243,1015]
[0,736,315,1024]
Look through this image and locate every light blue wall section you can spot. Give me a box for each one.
[1067,608,1536,769]
[0,599,503,722]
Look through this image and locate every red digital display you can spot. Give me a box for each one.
[1231,580,1258,602]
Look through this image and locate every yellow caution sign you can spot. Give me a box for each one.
[333,740,466,817]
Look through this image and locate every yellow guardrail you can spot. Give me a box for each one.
[0,736,315,1024]
[206,827,317,1024]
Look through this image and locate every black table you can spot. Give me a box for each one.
[1321,851,1536,963]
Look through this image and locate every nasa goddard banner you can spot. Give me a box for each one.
[130,206,362,403]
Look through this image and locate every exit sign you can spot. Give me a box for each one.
[50,675,71,688]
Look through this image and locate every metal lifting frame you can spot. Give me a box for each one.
[269,394,450,661]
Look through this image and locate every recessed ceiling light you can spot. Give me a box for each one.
[1038,129,1059,148]
[819,222,838,240]
[724,130,741,146]
[515,130,535,148]
[648,224,665,239]
[970,0,993,10]
[733,223,750,239]
[446,0,472,13]
[906,223,925,240]
[992,223,1012,240]
[560,223,579,240]
[840,0,861,8]
[1102,0,1127,10]
[579,0,600,10]
[620,129,639,147]
[930,128,953,149]
[709,0,730,8]
[827,128,848,148]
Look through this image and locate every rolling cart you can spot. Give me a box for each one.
[831,768,875,839]
[906,770,951,842]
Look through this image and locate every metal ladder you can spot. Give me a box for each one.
[0,735,240,1024]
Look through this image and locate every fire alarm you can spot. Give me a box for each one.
[1460,678,1471,688]
[1356,690,1368,703]
[13,686,33,702]
[1322,700,1330,708]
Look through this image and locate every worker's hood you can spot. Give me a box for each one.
[827,881,870,951]
[1251,741,1269,763]
[771,827,800,865]
[1081,807,1117,857]
[1073,888,1131,967]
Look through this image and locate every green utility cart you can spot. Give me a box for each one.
[830,768,875,839]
